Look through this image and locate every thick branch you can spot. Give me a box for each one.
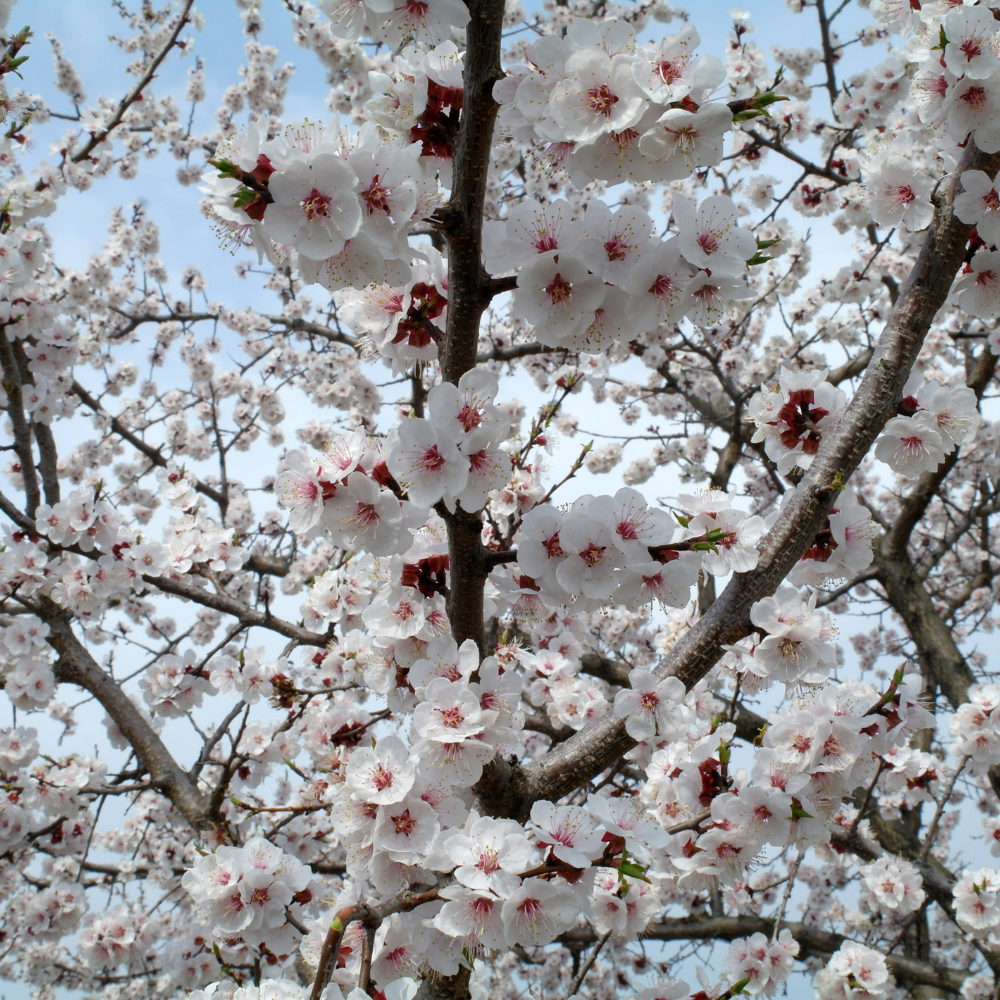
[143,573,329,647]
[42,598,214,831]
[561,916,969,993]
[503,138,1000,815]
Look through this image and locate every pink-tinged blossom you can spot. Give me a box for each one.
[943,6,1000,81]
[348,141,422,252]
[914,379,982,450]
[815,943,892,1000]
[946,76,1000,154]
[624,238,695,333]
[528,800,604,868]
[674,195,756,277]
[373,793,441,861]
[748,586,837,688]
[500,878,579,946]
[385,418,469,507]
[486,198,583,275]
[554,513,625,599]
[323,472,409,555]
[860,856,925,916]
[955,868,1000,935]
[412,677,497,742]
[577,201,654,287]
[614,555,699,610]
[637,103,732,179]
[548,49,647,143]
[587,487,673,561]
[513,252,607,345]
[263,153,362,260]
[612,668,687,741]
[865,155,933,231]
[362,585,427,639]
[679,271,755,328]
[683,505,766,576]
[275,449,326,532]
[426,368,508,446]
[950,684,1000,773]
[367,0,470,49]
[410,735,496,786]
[954,249,1000,318]
[632,24,724,104]
[954,169,1000,245]
[722,929,798,997]
[345,735,416,804]
[443,812,534,896]
[433,885,507,948]
[874,413,948,477]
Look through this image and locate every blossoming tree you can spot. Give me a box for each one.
[4,0,1000,998]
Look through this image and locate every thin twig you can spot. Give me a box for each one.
[919,755,969,864]
[772,851,802,942]
[564,930,612,999]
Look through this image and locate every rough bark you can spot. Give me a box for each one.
[499,138,1000,816]
[42,598,215,832]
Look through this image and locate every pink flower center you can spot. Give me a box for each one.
[960,84,988,109]
[960,37,982,61]
[603,236,631,261]
[436,706,466,728]
[612,129,639,152]
[477,849,501,874]
[458,403,483,430]
[656,58,684,84]
[391,809,417,836]
[985,189,1000,212]
[889,184,915,208]
[697,230,720,254]
[579,542,606,567]
[469,449,491,472]
[371,763,395,791]
[393,600,416,622]
[301,187,332,221]
[418,445,446,472]
[616,518,639,540]
[586,83,619,117]
[650,274,676,298]
[544,273,573,306]
[354,502,380,528]
[532,231,559,252]
[361,174,391,215]
[542,532,564,558]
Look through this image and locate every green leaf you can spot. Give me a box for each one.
[745,252,773,267]
[209,157,239,178]
[753,92,788,109]
[233,187,257,209]
[756,237,781,249]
